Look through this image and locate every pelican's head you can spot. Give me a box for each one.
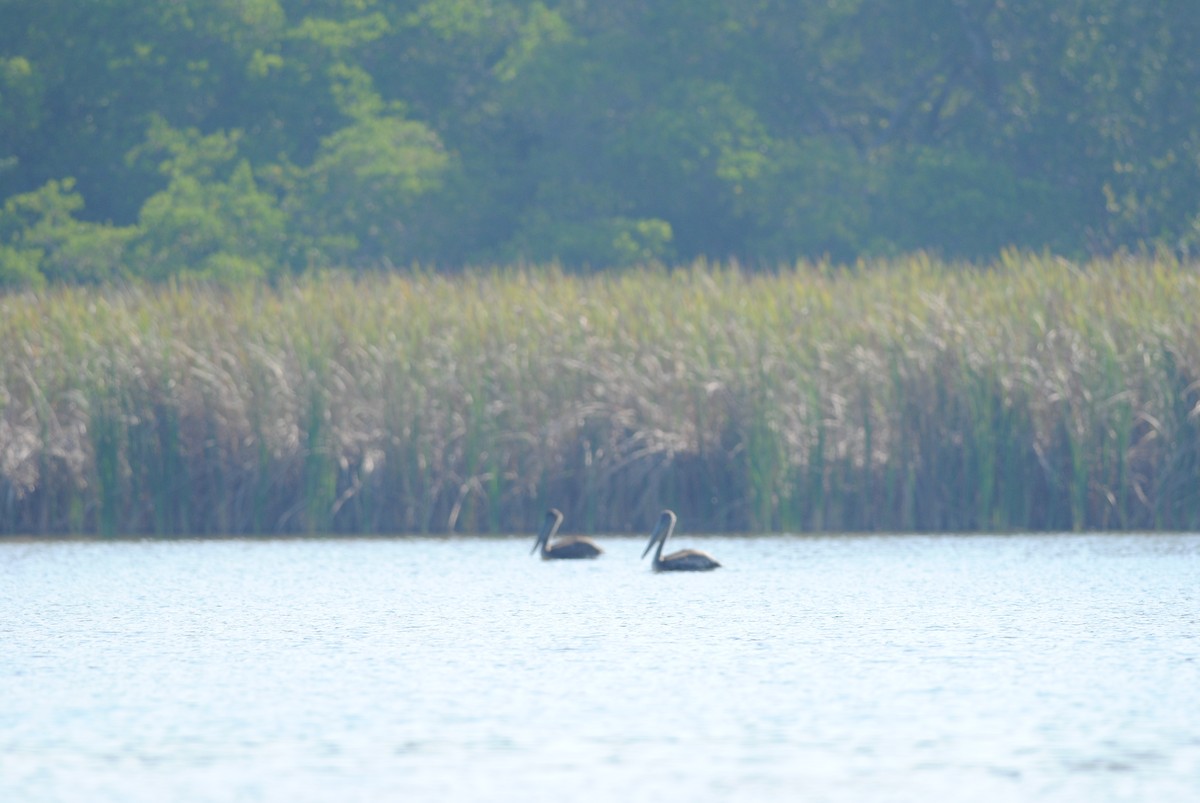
[532,508,565,554]
[641,509,677,558]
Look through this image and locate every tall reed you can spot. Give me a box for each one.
[2,254,1198,535]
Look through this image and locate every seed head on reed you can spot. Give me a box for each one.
[2,254,1199,534]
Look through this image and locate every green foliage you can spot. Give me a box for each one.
[875,148,1037,259]
[0,55,43,146]
[734,137,872,262]
[288,111,451,267]
[128,121,286,281]
[506,212,673,267]
[0,244,44,289]
[0,179,134,285]
[2,0,1200,277]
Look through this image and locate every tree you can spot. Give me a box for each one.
[127,120,287,282]
[0,179,133,286]
[3,0,1200,276]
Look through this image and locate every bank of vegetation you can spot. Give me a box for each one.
[2,254,1198,536]
[4,1,1200,285]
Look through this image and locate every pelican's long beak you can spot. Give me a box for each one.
[641,519,664,559]
[531,520,550,554]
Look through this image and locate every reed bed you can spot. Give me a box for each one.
[2,254,1199,536]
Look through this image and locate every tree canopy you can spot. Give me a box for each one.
[2,0,1199,285]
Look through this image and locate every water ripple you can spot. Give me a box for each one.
[2,533,1199,802]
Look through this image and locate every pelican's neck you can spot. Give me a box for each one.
[652,516,673,567]
[537,511,562,556]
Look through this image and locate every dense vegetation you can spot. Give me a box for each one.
[4,3,1199,536]
[2,255,1198,536]
[3,1,1200,285]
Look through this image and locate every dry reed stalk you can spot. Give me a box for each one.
[1,255,1199,535]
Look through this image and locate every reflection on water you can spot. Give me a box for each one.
[2,534,1198,802]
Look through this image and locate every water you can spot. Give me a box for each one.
[2,533,1198,802]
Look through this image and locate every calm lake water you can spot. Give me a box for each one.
[2,533,1198,802]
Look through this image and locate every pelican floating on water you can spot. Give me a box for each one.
[531,508,602,560]
[642,510,720,572]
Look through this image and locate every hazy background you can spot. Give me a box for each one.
[3,0,1199,285]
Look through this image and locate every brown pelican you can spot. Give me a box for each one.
[642,510,720,572]
[531,508,602,560]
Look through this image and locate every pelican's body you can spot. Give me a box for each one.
[642,510,720,572]
[532,508,602,560]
